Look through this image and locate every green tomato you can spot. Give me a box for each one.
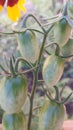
[2,111,27,130]
[54,18,71,47]
[61,38,73,56]
[61,38,73,62]
[17,30,40,64]
[0,75,27,114]
[42,54,64,87]
[38,100,65,130]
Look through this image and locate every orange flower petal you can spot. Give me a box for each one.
[0,5,2,11]
[7,5,20,21]
[18,0,26,12]
[6,0,26,21]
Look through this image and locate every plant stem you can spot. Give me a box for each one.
[27,24,54,130]
[0,64,10,74]
[9,58,16,77]
[22,14,45,32]
[43,16,62,27]
[60,54,73,58]
[14,57,33,72]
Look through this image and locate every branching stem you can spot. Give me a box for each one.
[27,24,54,130]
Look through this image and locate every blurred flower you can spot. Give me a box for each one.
[0,0,26,21]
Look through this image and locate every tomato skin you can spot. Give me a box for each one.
[38,100,65,130]
[0,75,27,114]
[17,30,39,64]
[54,18,71,47]
[61,38,73,62]
[2,111,27,130]
[42,55,64,87]
[61,39,73,55]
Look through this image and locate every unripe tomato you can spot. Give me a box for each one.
[61,38,73,62]
[0,75,27,114]
[42,55,64,87]
[38,100,65,130]
[31,116,38,130]
[17,30,40,64]
[61,38,73,56]
[2,111,27,130]
[54,18,71,47]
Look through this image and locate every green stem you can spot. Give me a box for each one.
[44,42,56,48]
[0,25,45,36]
[42,14,59,21]
[13,27,45,34]
[12,55,15,63]
[60,92,73,104]
[44,42,60,56]
[54,86,60,101]
[0,64,10,74]
[60,54,73,58]
[9,58,16,77]
[0,14,47,36]
[54,43,60,56]
[0,31,15,35]
[43,16,62,27]
[22,14,45,32]
[18,66,39,75]
[27,24,54,130]
[42,86,55,102]
[14,57,33,72]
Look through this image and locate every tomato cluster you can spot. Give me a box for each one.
[0,1,73,130]
[38,1,73,130]
[0,57,28,130]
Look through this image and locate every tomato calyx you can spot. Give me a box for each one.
[0,56,34,78]
[54,43,60,56]
[21,14,45,33]
[43,85,73,105]
[45,42,73,59]
[54,43,73,59]
[9,57,16,77]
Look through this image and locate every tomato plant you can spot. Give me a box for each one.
[0,1,73,130]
